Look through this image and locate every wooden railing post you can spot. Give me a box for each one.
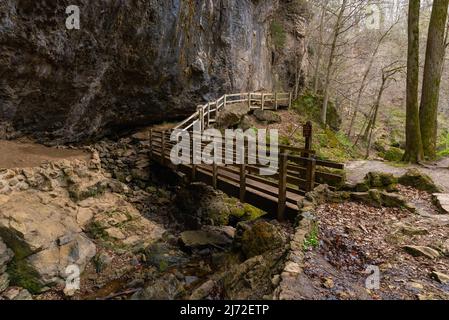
[149,129,153,159]
[303,121,313,158]
[289,92,293,109]
[277,152,288,222]
[305,158,316,193]
[239,163,246,202]
[207,102,211,127]
[261,93,265,110]
[191,134,197,182]
[275,92,278,110]
[223,95,227,109]
[248,92,252,110]
[212,163,218,190]
[161,130,166,165]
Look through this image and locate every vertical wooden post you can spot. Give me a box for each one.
[191,135,197,182]
[277,152,288,222]
[303,121,313,158]
[207,102,211,127]
[239,163,246,203]
[161,130,166,165]
[275,92,278,110]
[201,106,205,132]
[248,92,252,110]
[289,92,293,109]
[305,158,316,193]
[261,93,265,110]
[149,129,153,159]
[223,95,227,109]
[197,106,203,132]
[212,163,218,189]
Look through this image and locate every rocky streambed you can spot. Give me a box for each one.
[0,136,295,300]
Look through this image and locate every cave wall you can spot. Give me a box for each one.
[0,0,308,142]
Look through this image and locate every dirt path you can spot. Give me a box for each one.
[0,140,90,169]
[346,159,449,193]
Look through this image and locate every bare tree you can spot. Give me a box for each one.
[404,0,424,163]
[365,62,405,158]
[419,0,449,159]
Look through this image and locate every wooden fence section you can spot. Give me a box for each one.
[174,92,292,131]
[148,123,345,221]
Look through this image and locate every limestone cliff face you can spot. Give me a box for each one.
[0,0,308,142]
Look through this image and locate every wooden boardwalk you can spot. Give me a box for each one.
[149,92,344,220]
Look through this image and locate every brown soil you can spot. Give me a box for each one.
[0,140,91,169]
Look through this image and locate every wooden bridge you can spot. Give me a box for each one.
[149,92,345,220]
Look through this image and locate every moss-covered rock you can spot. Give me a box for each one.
[238,221,286,259]
[398,169,442,193]
[383,147,404,162]
[354,172,398,192]
[293,92,342,131]
[253,110,281,124]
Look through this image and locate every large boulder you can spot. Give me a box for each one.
[253,110,281,124]
[215,104,250,129]
[398,169,442,193]
[0,191,97,291]
[236,220,287,259]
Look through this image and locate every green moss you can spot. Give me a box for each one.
[241,221,285,258]
[270,20,286,49]
[86,221,110,241]
[7,258,44,294]
[0,227,44,294]
[398,169,441,193]
[383,147,404,162]
[293,92,342,131]
[69,182,107,202]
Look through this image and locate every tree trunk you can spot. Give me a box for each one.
[321,0,347,125]
[313,3,326,94]
[404,0,424,163]
[419,0,449,159]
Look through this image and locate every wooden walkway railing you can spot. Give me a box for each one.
[149,121,345,220]
[174,92,292,131]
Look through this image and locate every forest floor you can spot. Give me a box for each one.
[297,185,449,300]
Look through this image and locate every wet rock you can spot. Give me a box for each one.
[180,227,235,249]
[93,252,113,273]
[430,271,449,284]
[0,238,14,273]
[145,242,188,271]
[403,245,440,259]
[238,221,287,259]
[433,193,449,214]
[253,110,281,124]
[221,251,285,300]
[1,287,32,300]
[0,273,9,293]
[131,273,184,300]
[189,279,218,300]
[398,169,442,193]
